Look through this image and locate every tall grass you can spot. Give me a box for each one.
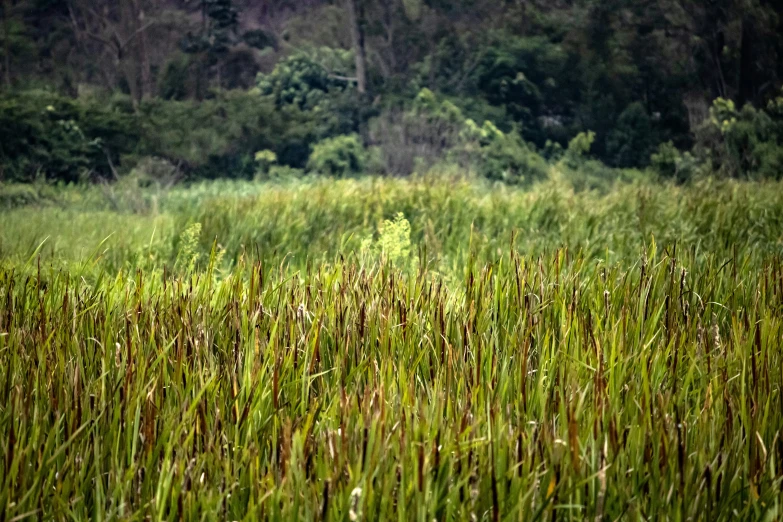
[3,176,783,272]
[1,176,783,520]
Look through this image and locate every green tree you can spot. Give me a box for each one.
[180,0,239,97]
[606,102,656,168]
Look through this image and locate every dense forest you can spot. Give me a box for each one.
[1,0,783,184]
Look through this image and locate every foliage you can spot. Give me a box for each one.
[174,221,203,273]
[266,165,306,180]
[307,134,367,176]
[649,141,680,178]
[4,0,783,174]
[471,34,573,145]
[0,182,58,209]
[0,90,138,182]
[606,102,656,168]
[179,0,240,93]
[459,119,549,184]
[5,1,783,184]
[562,130,595,168]
[256,49,355,111]
[158,54,194,101]
[253,149,278,177]
[255,49,368,160]
[128,156,181,185]
[693,95,783,179]
[554,131,652,191]
[137,90,309,177]
[361,211,416,268]
[371,89,549,182]
[650,141,700,182]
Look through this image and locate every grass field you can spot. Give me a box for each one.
[2,176,783,520]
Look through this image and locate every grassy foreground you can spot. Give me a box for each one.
[1,176,783,520]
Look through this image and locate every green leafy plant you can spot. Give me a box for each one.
[307,134,367,176]
[362,212,416,268]
[174,222,203,273]
[256,48,355,111]
[564,130,596,166]
[606,102,656,168]
[0,90,138,182]
[254,149,278,178]
[693,96,783,179]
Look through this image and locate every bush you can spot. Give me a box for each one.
[459,119,548,184]
[562,160,647,192]
[253,150,278,177]
[266,165,306,180]
[371,89,549,183]
[307,134,367,176]
[553,130,651,191]
[606,102,656,168]
[650,141,701,182]
[0,183,58,209]
[254,151,306,181]
[0,90,138,182]
[649,141,680,178]
[0,87,357,183]
[128,157,182,187]
[256,48,354,111]
[693,95,783,179]
[562,131,596,169]
[256,48,365,138]
[137,90,312,178]
[369,91,467,175]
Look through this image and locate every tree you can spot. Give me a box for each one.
[346,0,367,94]
[66,0,157,104]
[2,0,10,88]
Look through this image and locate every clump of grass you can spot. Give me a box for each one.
[1,177,783,519]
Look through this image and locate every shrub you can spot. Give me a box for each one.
[606,102,656,168]
[255,49,369,164]
[256,48,355,111]
[361,212,416,268]
[137,90,310,178]
[0,90,138,182]
[266,165,305,180]
[254,150,278,177]
[693,95,783,179]
[649,141,680,178]
[370,93,466,176]
[129,157,182,186]
[371,89,549,183]
[562,160,646,192]
[562,131,596,169]
[649,141,701,182]
[459,119,549,184]
[307,134,367,176]
[0,183,58,208]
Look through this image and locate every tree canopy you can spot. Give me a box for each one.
[1,0,782,181]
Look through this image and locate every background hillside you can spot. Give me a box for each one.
[1,0,783,184]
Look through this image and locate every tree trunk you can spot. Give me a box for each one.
[196,0,207,100]
[136,2,152,100]
[119,1,141,105]
[738,16,755,106]
[381,0,396,75]
[347,0,367,94]
[3,0,11,89]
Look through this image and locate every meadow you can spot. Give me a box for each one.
[2,175,783,520]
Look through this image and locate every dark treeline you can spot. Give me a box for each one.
[1,0,782,184]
